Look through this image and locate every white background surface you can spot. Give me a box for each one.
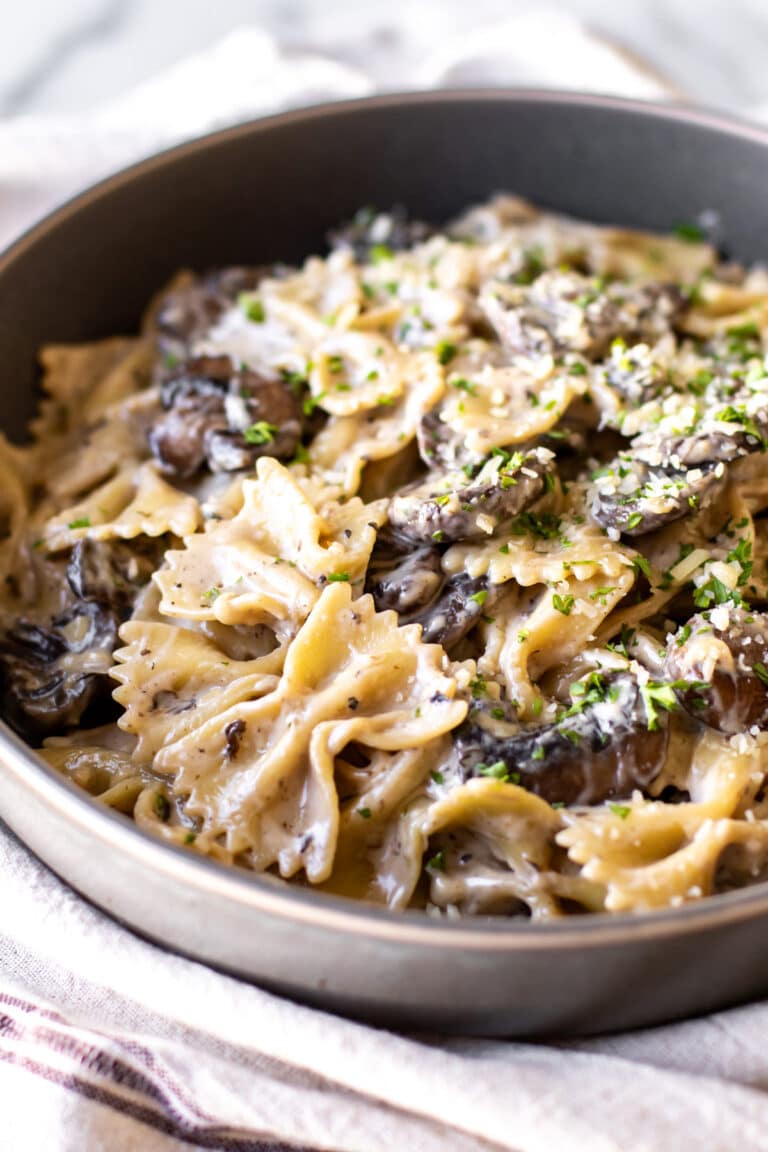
[2,0,767,119]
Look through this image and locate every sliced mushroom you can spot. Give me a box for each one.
[67,537,164,615]
[637,407,768,470]
[415,574,501,649]
[481,271,685,361]
[0,539,161,739]
[365,528,444,617]
[665,608,768,734]
[417,408,482,471]
[327,206,433,262]
[601,338,670,407]
[591,457,726,537]
[389,448,555,544]
[0,601,118,738]
[454,672,668,805]
[151,266,282,363]
[149,356,303,477]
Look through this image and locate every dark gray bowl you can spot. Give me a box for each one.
[2,90,768,1038]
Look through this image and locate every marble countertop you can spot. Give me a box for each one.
[1,0,767,121]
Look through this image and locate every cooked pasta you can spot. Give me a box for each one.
[4,195,768,919]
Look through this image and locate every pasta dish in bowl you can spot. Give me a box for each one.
[4,193,768,921]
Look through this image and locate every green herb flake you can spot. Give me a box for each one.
[469,676,487,698]
[431,771,445,785]
[327,572,350,583]
[436,340,457,365]
[609,803,631,819]
[243,420,278,445]
[426,849,446,872]
[370,244,394,264]
[239,295,266,323]
[753,662,768,687]
[469,589,488,606]
[451,377,477,396]
[67,516,91,530]
[552,593,575,616]
[357,806,372,819]
[478,760,512,781]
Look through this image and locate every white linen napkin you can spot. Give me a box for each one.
[1,14,767,1152]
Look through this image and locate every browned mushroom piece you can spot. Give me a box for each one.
[414,573,502,649]
[665,608,768,734]
[389,448,555,544]
[0,602,118,739]
[591,456,725,537]
[327,205,433,261]
[151,266,284,364]
[149,355,304,477]
[0,538,164,740]
[637,407,768,470]
[454,672,669,806]
[365,528,499,649]
[417,408,484,471]
[601,338,671,407]
[365,527,444,617]
[481,270,685,361]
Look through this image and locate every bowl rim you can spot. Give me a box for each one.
[5,86,768,952]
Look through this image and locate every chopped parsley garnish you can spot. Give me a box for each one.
[67,516,91,530]
[606,624,636,660]
[239,295,265,322]
[431,771,445,785]
[427,849,446,872]
[511,511,563,541]
[568,361,588,376]
[631,555,652,581]
[436,340,457,365]
[717,404,766,451]
[477,760,520,783]
[303,392,325,416]
[357,807,372,819]
[370,244,393,264]
[640,681,681,730]
[291,444,311,465]
[693,575,743,609]
[753,663,768,687]
[552,593,575,616]
[469,676,487,698]
[609,803,631,819]
[327,572,350,582]
[687,369,713,396]
[202,586,222,602]
[243,421,277,445]
[469,589,488,606]
[451,377,477,395]
[625,512,643,531]
[726,537,753,585]
[327,354,344,374]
